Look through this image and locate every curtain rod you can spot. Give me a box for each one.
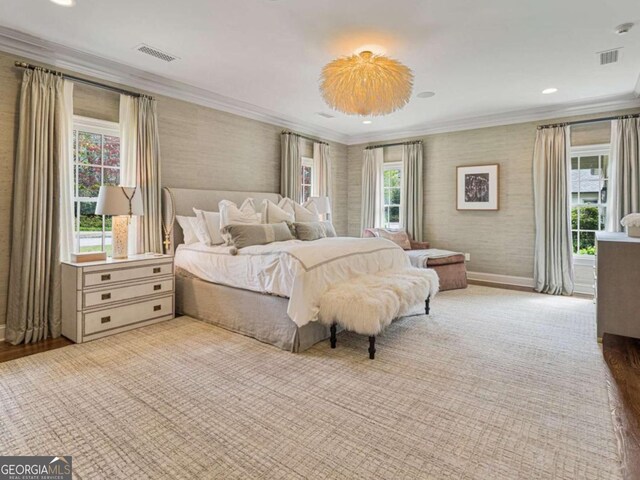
[281,131,329,146]
[365,140,423,150]
[537,113,639,130]
[14,61,152,100]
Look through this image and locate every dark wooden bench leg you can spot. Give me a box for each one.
[330,323,337,348]
[425,297,430,315]
[368,336,376,360]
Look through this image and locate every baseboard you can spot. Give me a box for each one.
[466,271,535,288]
[0,325,5,342]
[467,271,595,297]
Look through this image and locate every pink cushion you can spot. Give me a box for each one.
[368,228,412,250]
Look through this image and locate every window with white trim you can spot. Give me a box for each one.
[382,162,403,230]
[301,156,314,203]
[73,117,120,256]
[570,144,610,256]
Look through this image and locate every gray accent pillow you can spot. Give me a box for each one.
[293,221,337,241]
[224,222,294,250]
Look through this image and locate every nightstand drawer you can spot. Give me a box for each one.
[84,295,173,335]
[84,279,174,308]
[84,262,172,287]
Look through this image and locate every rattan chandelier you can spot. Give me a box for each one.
[320,51,413,116]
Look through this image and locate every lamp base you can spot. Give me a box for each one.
[112,215,129,259]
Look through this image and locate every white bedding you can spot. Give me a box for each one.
[174,237,410,326]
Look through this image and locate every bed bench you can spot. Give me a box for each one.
[318,268,439,359]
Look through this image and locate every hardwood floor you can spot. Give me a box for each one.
[0,316,639,479]
[603,334,640,480]
[0,336,72,363]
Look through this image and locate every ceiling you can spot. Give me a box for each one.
[1,0,639,144]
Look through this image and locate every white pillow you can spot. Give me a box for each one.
[193,209,225,245]
[278,198,296,217]
[262,199,295,224]
[176,215,200,245]
[219,198,260,230]
[295,201,320,222]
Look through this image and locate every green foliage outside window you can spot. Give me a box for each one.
[571,206,599,255]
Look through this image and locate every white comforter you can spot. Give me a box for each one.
[174,237,410,326]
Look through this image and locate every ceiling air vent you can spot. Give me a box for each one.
[599,48,620,65]
[135,44,178,63]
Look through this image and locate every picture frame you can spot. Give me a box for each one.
[456,164,499,210]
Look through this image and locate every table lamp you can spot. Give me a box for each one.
[308,196,332,221]
[95,186,143,259]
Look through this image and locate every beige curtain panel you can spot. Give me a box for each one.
[136,97,163,253]
[402,143,424,242]
[119,94,140,253]
[607,117,640,232]
[6,70,72,344]
[313,142,333,200]
[533,126,575,296]
[360,148,384,235]
[280,133,302,202]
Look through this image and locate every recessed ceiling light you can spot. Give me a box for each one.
[542,88,558,94]
[362,120,372,125]
[50,0,75,5]
[417,91,435,99]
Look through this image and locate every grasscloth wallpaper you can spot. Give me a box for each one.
[347,109,640,280]
[0,50,347,330]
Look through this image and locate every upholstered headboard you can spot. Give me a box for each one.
[161,187,282,253]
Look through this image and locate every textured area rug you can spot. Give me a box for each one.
[0,286,622,479]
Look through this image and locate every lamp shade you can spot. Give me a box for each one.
[308,196,332,215]
[95,186,143,216]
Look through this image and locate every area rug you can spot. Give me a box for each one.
[0,286,622,479]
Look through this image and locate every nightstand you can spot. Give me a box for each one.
[61,254,175,343]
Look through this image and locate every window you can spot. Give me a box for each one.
[73,117,121,256]
[301,157,314,203]
[382,163,403,229]
[570,145,610,256]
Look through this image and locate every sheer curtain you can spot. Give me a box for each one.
[360,147,384,235]
[119,94,139,252]
[313,142,332,200]
[6,71,73,344]
[402,142,424,241]
[281,133,301,202]
[59,80,75,261]
[607,117,640,232]
[533,126,574,295]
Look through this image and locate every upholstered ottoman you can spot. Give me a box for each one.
[363,228,468,292]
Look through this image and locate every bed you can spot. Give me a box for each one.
[162,187,411,352]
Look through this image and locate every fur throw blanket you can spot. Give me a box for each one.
[318,268,439,336]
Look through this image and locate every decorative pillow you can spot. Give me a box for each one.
[375,229,412,250]
[176,215,200,245]
[224,222,294,251]
[294,201,320,222]
[219,199,260,229]
[193,209,224,245]
[293,221,337,241]
[261,199,295,224]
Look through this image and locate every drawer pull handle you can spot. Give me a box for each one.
[153,267,161,274]
[153,305,162,312]
[101,293,111,300]
[101,316,111,324]
[153,284,162,291]
[101,274,111,281]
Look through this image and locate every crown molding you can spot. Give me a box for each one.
[346,93,640,145]
[1,25,638,147]
[0,26,349,144]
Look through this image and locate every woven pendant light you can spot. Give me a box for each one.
[320,51,413,116]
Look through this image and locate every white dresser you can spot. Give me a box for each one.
[61,254,175,343]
